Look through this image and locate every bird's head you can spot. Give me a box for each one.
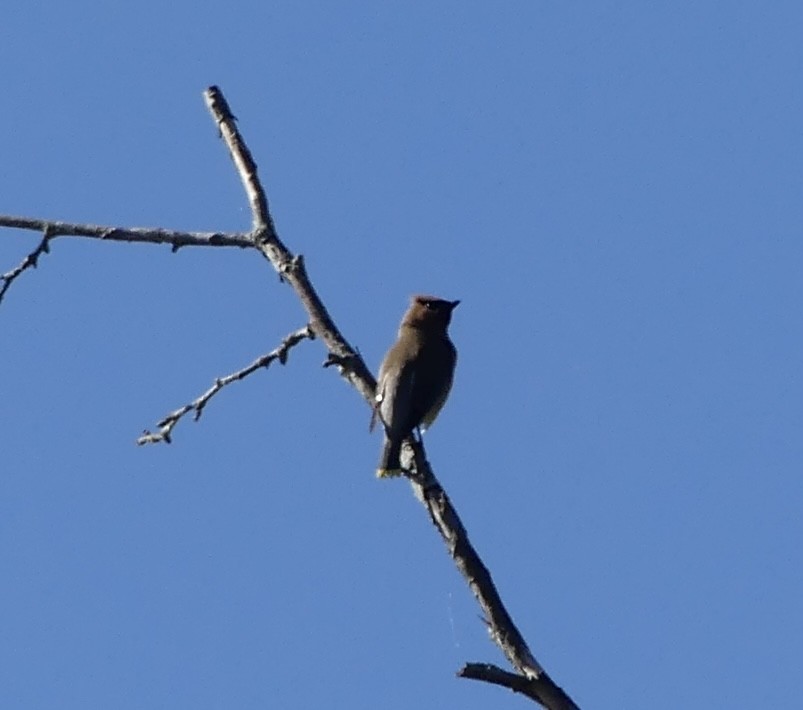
[402,295,460,331]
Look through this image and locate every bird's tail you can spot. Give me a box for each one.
[377,437,403,478]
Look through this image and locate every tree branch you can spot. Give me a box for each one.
[405,446,580,710]
[459,662,535,692]
[203,85,377,406]
[203,85,581,709]
[204,86,275,236]
[0,215,254,250]
[458,663,573,706]
[0,226,53,304]
[136,324,315,445]
[1,85,581,710]
[0,215,255,303]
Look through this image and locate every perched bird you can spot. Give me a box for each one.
[371,295,459,477]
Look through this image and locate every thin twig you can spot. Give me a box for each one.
[0,215,255,303]
[203,86,378,407]
[0,228,53,303]
[0,216,253,249]
[458,663,571,706]
[204,86,275,236]
[459,663,537,695]
[137,325,315,445]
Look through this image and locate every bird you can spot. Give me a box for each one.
[370,294,459,477]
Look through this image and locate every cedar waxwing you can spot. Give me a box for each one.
[370,295,459,477]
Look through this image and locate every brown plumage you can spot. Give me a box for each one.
[371,295,459,477]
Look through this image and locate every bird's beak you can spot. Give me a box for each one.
[450,300,461,310]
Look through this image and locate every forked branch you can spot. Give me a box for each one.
[0,215,253,303]
[203,86,579,708]
[0,85,581,710]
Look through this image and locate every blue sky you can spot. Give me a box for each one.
[2,2,802,708]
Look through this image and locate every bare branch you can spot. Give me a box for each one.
[404,447,580,710]
[3,86,580,709]
[0,215,255,302]
[204,86,275,236]
[459,663,536,695]
[137,324,315,445]
[203,85,581,709]
[0,215,254,249]
[458,663,577,707]
[0,227,53,304]
[203,86,377,406]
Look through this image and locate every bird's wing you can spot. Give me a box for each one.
[411,341,457,430]
[375,359,417,438]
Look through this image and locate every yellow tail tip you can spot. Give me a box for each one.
[376,467,403,479]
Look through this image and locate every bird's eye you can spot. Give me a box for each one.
[422,300,434,309]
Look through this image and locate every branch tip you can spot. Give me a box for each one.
[0,230,54,303]
[203,85,272,234]
[139,324,314,445]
